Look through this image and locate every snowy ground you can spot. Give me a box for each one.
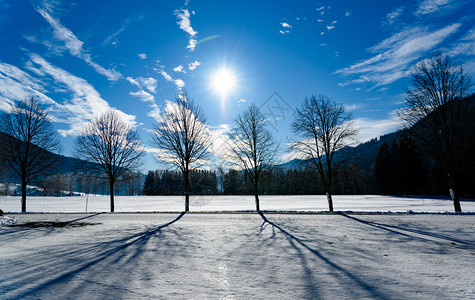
[1,194,475,213]
[1,213,474,299]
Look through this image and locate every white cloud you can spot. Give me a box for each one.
[188,60,201,71]
[238,99,246,104]
[326,25,335,30]
[279,30,290,35]
[174,79,185,88]
[317,19,324,22]
[353,115,400,142]
[129,90,154,103]
[316,6,325,11]
[175,8,198,51]
[281,22,292,28]
[160,70,173,82]
[335,23,461,87]
[138,53,147,59]
[330,20,337,25]
[175,9,197,36]
[187,38,197,51]
[415,0,450,15]
[345,10,352,17]
[174,65,186,73]
[158,69,185,88]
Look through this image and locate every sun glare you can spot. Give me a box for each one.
[210,67,237,98]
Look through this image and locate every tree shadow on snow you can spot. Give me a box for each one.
[339,213,475,251]
[257,212,395,299]
[0,212,187,299]
[0,213,105,241]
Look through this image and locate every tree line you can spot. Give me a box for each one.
[0,52,473,212]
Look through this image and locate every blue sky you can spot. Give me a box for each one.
[0,0,474,170]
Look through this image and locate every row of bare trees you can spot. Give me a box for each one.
[0,52,471,212]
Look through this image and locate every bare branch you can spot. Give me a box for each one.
[151,91,212,211]
[74,110,144,212]
[291,95,358,211]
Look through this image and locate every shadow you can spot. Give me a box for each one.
[5,213,106,228]
[0,212,186,299]
[0,213,105,241]
[258,212,392,299]
[339,213,475,250]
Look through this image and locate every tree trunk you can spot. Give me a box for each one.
[448,173,462,212]
[109,180,115,212]
[255,193,260,211]
[184,169,190,212]
[21,177,27,213]
[254,179,260,211]
[326,192,334,212]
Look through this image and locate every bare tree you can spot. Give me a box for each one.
[75,110,144,212]
[151,91,212,211]
[400,52,472,212]
[227,104,279,211]
[0,98,61,212]
[291,95,358,211]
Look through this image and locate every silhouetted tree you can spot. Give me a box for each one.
[292,95,358,211]
[151,91,212,211]
[400,52,472,212]
[0,98,61,212]
[75,110,144,212]
[227,104,279,211]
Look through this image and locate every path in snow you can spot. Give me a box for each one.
[1,213,474,299]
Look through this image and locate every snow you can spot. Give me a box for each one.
[1,213,474,299]
[1,194,474,213]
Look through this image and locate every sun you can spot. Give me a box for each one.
[210,67,237,98]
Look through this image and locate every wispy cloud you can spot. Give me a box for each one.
[335,23,461,87]
[17,53,135,136]
[159,70,173,81]
[345,10,351,17]
[138,53,147,59]
[158,69,185,89]
[0,61,56,111]
[385,7,405,25]
[127,76,157,93]
[281,22,292,28]
[34,4,122,81]
[415,0,451,15]
[129,90,154,103]
[175,8,198,51]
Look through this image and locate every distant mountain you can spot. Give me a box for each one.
[279,93,475,174]
[0,132,102,184]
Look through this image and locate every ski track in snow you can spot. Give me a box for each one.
[0,213,474,299]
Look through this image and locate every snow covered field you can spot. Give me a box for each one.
[1,194,475,213]
[1,213,474,299]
